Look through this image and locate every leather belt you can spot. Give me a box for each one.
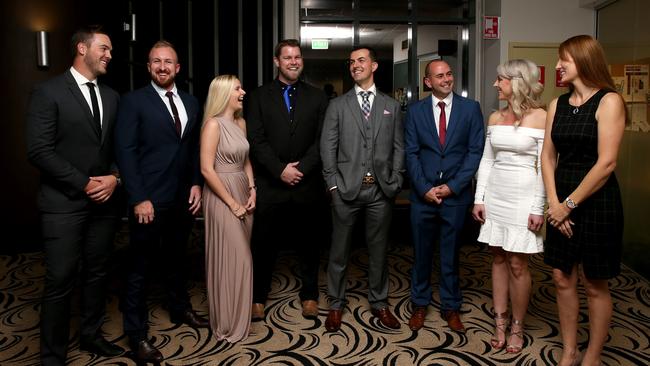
[362,174,375,185]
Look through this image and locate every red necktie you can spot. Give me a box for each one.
[438,101,446,146]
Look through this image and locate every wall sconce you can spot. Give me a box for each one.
[36,31,49,68]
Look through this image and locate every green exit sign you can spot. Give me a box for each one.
[311,39,329,50]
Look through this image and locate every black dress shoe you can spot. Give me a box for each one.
[131,339,164,363]
[170,310,209,328]
[80,336,124,357]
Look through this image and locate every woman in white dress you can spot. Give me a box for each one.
[472,59,546,353]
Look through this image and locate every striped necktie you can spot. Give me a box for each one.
[360,91,372,120]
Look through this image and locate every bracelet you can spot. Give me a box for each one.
[249,185,257,191]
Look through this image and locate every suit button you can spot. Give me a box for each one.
[362,162,365,166]
[441,154,445,158]
[363,144,367,148]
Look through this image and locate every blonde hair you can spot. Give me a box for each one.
[496,59,544,124]
[203,74,242,124]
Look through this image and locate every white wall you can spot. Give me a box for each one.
[499,0,595,62]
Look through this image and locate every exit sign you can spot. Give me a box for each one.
[311,39,329,50]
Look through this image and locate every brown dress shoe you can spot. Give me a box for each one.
[252,303,265,320]
[371,307,400,329]
[408,306,427,331]
[132,339,163,363]
[442,310,466,333]
[171,310,209,328]
[325,309,342,332]
[301,300,319,319]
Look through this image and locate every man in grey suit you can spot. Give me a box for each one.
[26,26,123,365]
[320,46,404,332]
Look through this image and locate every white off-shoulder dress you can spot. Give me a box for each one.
[474,125,546,254]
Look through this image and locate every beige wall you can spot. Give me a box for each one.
[499,0,595,63]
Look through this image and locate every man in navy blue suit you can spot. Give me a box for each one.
[405,59,484,333]
[114,41,207,364]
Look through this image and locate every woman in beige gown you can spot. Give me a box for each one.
[200,75,255,342]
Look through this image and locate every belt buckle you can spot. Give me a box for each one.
[362,175,375,185]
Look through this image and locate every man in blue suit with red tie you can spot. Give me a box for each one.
[405,59,484,333]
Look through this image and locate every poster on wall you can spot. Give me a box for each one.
[621,64,648,102]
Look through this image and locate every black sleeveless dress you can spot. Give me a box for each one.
[544,90,623,279]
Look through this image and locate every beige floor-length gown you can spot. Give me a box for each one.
[203,117,252,342]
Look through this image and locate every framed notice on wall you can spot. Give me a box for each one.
[483,16,500,39]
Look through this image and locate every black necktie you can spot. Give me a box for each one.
[166,91,182,136]
[85,82,101,135]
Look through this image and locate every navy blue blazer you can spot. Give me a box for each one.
[405,93,484,207]
[114,84,202,207]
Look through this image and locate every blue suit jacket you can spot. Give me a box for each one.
[405,93,484,207]
[114,84,202,207]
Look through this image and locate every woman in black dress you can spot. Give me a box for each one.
[541,35,626,366]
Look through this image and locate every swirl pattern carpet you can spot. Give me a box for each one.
[1,226,649,365]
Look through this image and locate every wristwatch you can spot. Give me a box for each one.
[564,197,577,209]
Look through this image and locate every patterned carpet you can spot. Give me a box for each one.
[1,224,649,366]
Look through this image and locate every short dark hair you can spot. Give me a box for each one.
[424,59,449,77]
[70,25,107,59]
[351,45,377,62]
[274,39,301,58]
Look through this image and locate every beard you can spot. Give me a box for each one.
[152,71,175,89]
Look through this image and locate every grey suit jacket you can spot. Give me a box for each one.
[320,88,404,201]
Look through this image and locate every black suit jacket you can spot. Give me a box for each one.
[114,84,202,207]
[26,70,120,213]
[246,79,329,204]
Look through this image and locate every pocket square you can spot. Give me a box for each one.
[383,109,391,115]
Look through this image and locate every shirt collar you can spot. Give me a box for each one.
[432,92,453,107]
[151,80,178,97]
[69,66,95,86]
[276,79,299,90]
[355,84,377,96]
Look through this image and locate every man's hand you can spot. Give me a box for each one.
[433,184,452,199]
[134,200,155,224]
[85,175,118,203]
[281,162,304,186]
[424,187,442,204]
[188,185,202,215]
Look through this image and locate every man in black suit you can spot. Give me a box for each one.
[114,41,207,364]
[26,26,124,365]
[246,39,329,320]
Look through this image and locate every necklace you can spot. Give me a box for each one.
[571,89,598,114]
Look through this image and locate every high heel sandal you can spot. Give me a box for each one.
[506,319,524,354]
[490,312,509,349]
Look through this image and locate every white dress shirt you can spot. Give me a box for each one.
[151,81,189,135]
[354,83,377,111]
[431,92,454,133]
[70,66,104,127]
